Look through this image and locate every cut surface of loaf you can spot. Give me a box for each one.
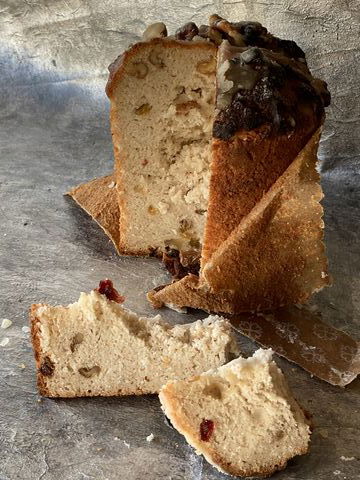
[30,286,239,397]
[107,39,216,256]
[160,349,311,478]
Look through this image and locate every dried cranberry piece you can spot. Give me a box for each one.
[200,419,214,441]
[96,279,125,303]
[40,356,55,376]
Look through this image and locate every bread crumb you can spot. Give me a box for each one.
[108,181,116,188]
[333,471,341,475]
[0,337,9,347]
[22,326,30,333]
[340,456,355,461]
[146,433,155,442]
[1,318,12,329]
[19,363,26,369]
[123,440,130,448]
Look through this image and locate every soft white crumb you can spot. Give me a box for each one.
[146,433,155,443]
[123,440,130,448]
[108,181,116,188]
[1,319,12,329]
[333,471,341,475]
[340,456,355,462]
[19,364,26,369]
[22,326,30,333]
[0,337,9,347]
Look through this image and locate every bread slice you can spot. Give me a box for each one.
[148,129,330,313]
[159,349,311,477]
[30,282,239,397]
[107,38,217,256]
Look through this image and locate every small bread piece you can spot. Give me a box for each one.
[160,349,311,478]
[30,284,239,398]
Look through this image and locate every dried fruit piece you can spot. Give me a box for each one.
[96,279,125,303]
[200,419,214,441]
[40,356,55,376]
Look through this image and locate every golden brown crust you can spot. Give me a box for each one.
[66,175,121,253]
[148,130,330,313]
[160,383,308,477]
[202,109,319,266]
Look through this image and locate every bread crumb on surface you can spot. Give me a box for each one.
[146,433,155,442]
[108,181,116,188]
[22,325,30,333]
[340,456,355,461]
[1,318,12,329]
[123,440,130,449]
[0,337,9,347]
[19,363,26,369]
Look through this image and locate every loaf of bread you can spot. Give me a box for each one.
[30,280,239,397]
[69,15,331,313]
[160,348,311,477]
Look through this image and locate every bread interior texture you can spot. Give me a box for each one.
[110,41,216,255]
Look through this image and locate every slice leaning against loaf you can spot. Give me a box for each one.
[30,281,239,397]
[160,348,311,478]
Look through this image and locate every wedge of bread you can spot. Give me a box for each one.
[160,349,311,478]
[30,281,239,397]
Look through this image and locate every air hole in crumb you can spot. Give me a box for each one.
[79,366,101,378]
[70,333,84,352]
[203,383,222,400]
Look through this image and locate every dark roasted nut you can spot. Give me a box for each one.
[240,47,264,64]
[209,14,223,26]
[277,39,305,58]
[175,22,199,41]
[142,22,167,41]
[78,366,101,378]
[198,25,223,45]
[236,22,267,44]
[40,356,55,376]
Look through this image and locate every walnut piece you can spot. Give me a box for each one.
[135,103,152,115]
[196,57,216,75]
[128,61,148,79]
[148,48,165,67]
[78,366,101,378]
[70,333,84,353]
[142,22,167,41]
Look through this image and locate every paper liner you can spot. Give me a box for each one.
[66,174,121,253]
[230,307,360,387]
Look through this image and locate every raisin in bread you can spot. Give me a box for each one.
[30,280,239,397]
[160,348,311,477]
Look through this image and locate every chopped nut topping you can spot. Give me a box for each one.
[175,22,199,41]
[148,205,159,215]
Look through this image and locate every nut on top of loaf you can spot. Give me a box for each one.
[117,14,330,141]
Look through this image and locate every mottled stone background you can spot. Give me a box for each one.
[0,1,359,479]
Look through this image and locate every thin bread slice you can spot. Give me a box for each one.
[159,349,311,478]
[30,281,239,397]
[148,130,330,313]
[66,174,121,253]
